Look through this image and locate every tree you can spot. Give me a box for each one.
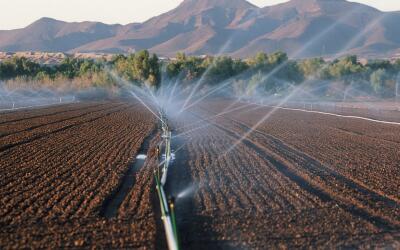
[147,53,161,88]
[111,54,127,64]
[248,52,268,67]
[0,57,42,79]
[113,55,132,80]
[79,60,93,76]
[275,61,303,84]
[370,69,387,95]
[57,58,83,78]
[0,61,15,79]
[232,59,249,75]
[166,61,182,79]
[166,53,207,80]
[327,55,365,83]
[367,59,393,73]
[268,51,288,66]
[299,58,325,79]
[132,50,151,82]
[206,56,247,83]
[206,56,234,82]
[185,56,206,80]
[110,50,161,88]
[176,52,186,61]
[128,50,161,88]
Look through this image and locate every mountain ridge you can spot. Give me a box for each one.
[0,0,399,58]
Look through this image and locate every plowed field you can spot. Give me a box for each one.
[166,99,400,249]
[0,101,161,249]
[1,99,399,249]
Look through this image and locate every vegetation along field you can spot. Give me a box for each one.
[1,49,400,249]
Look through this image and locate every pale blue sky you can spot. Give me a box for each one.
[0,0,399,30]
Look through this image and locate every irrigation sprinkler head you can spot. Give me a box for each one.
[168,196,176,207]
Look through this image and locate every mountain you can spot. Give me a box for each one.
[237,0,400,58]
[0,17,121,53]
[0,0,399,58]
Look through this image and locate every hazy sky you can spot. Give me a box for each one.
[0,0,399,30]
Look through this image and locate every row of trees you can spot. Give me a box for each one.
[0,50,162,89]
[111,50,160,88]
[1,50,400,97]
[165,52,400,97]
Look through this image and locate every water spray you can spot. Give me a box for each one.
[219,12,389,154]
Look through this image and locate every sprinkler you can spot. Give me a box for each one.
[161,129,172,186]
[154,173,180,250]
[168,196,179,243]
[154,109,180,250]
[160,109,172,186]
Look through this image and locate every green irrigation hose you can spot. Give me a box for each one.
[154,173,180,249]
[154,174,167,217]
[169,201,179,243]
[157,115,180,249]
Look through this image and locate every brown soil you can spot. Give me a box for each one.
[1,99,399,249]
[165,99,400,249]
[0,101,161,249]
